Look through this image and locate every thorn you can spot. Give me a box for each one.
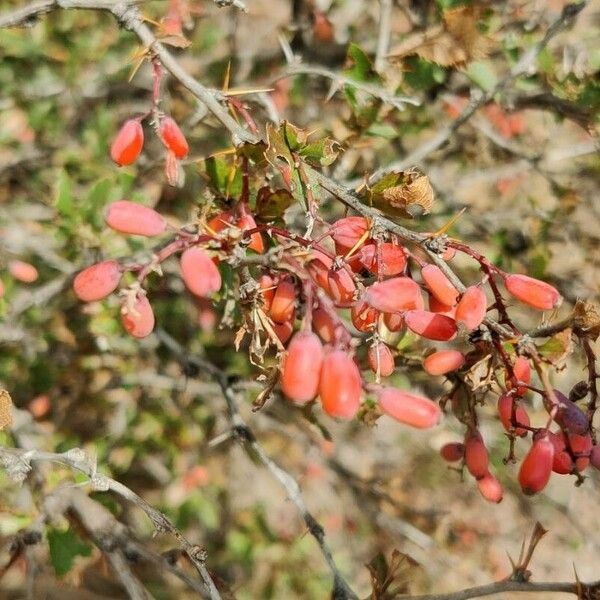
[222,60,231,93]
[426,208,467,238]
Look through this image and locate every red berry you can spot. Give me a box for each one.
[180,247,222,298]
[238,210,264,254]
[207,209,235,234]
[73,260,122,302]
[455,286,487,331]
[273,317,294,344]
[497,393,530,437]
[423,350,465,376]
[421,264,459,306]
[307,258,332,294]
[258,274,276,312]
[507,356,531,396]
[330,217,369,254]
[281,332,324,403]
[440,442,464,462]
[159,116,189,159]
[110,119,143,166]
[590,446,600,471]
[518,436,554,495]
[504,274,561,311]
[464,431,489,479]
[569,433,592,472]
[548,432,572,474]
[363,277,424,313]
[477,471,503,503]
[270,280,296,323]
[551,390,589,435]
[382,311,404,332]
[105,201,166,237]
[312,308,337,343]
[351,243,407,276]
[327,268,356,307]
[377,388,441,429]
[368,342,395,377]
[351,300,378,333]
[121,295,155,338]
[8,260,38,283]
[319,350,362,419]
[405,310,457,341]
[428,294,456,317]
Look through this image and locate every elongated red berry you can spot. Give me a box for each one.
[440,442,464,462]
[121,295,155,338]
[405,310,457,341]
[73,260,122,302]
[497,393,530,437]
[273,317,294,344]
[464,431,488,479]
[8,260,38,283]
[428,295,456,317]
[569,433,592,471]
[421,264,459,306]
[377,388,441,429]
[548,432,572,474]
[319,350,362,419]
[258,274,276,312]
[327,268,356,306]
[307,258,332,294]
[159,116,188,159]
[180,247,222,298]
[455,286,487,330]
[423,350,465,376]
[519,435,554,495]
[312,308,337,343]
[281,332,324,403]
[330,217,369,253]
[238,211,264,254]
[507,356,531,396]
[105,201,166,237]
[477,471,503,503]
[351,243,407,276]
[368,343,395,377]
[351,300,378,333]
[504,274,561,310]
[383,312,404,332]
[364,277,424,313]
[110,119,143,166]
[270,280,296,323]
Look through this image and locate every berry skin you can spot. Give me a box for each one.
[273,317,294,344]
[327,268,356,307]
[281,332,324,403]
[569,433,592,472]
[258,274,276,312]
[477,471,503,503]
[73,260,122,302]
[121,295,155,338]
[518,435,554,495]
[110,119,143,166]
[383,311,405,333]
[455,286,487,331]
[8,260,38,283]
[269,280,296,323]
[330,217,369,253]
[377,388,441,429]
[423,350,465,376]
[421,264,459,306]
[428,295,456,317]
[238,210,264,254]
[105,201,166,237]
[307,258,332,295]
[351,300,378,333]
[351,243,407,276]
[368,343,395,377]
[180,247,222,298]
[497,393,530,437]
[319,350,362,419]
[551,390,589,435]
[364,277,424,313]
[159,116,189,159]
[464,431,489,479]
[504,274,561,310]
[404,310,457,341]
[507,356,531,396]
[548,432,572,474]
[440,442,464,462]
[312,308,337,343]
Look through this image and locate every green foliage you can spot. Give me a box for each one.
[47,527,92,576]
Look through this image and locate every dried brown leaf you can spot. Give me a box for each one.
[0,390,13,430]
[464,354,494,391]
[573,300,600,340]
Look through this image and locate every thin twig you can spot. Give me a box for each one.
[155,328,359,600]
[375,0,393,72]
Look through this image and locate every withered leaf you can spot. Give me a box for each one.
[464,354,494,391]
[537,328,573,367]
[0,390,13,430]
[388,6,492,68]
[365,170,434,219]
[573,300,600,341]
[159,34,192,49]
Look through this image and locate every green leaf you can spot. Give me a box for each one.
[403,57,447,91]
[344,43,381,84]
[298,138,341,167]
[255,187,294,221]
[47,527,92,577]
[467,61,498,91]
[203,156,242,199]
[55,170,75,218]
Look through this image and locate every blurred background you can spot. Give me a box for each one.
[0,0,599,598]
